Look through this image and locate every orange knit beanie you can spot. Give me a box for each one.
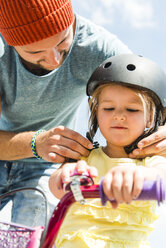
[0,0,74,46]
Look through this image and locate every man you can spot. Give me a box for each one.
[0,0,165,227]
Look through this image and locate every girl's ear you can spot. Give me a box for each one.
[96,105,98,119]
[146,121,151,128]
[146,112,153,128]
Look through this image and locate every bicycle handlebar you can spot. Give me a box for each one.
[99,177,166,206]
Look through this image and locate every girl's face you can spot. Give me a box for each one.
[97,85,150,148]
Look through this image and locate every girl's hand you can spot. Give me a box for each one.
[102,165,159,209]
[49,160,98,199]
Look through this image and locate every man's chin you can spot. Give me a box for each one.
[38,61,63,71]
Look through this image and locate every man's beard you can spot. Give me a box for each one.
[37,50,68,69]
[19,50,68,76]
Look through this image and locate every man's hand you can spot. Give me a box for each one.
[35,126,93,163]
[129,125,166,158]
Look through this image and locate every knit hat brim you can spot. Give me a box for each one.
[0,0,74,46]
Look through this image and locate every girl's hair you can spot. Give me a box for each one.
[88,82,164,141]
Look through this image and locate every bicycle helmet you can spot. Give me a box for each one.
[86,54,166,153]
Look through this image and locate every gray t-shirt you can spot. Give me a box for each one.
[0,14,131,163]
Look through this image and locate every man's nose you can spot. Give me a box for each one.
[44,48,61,65]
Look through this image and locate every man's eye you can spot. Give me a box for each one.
[127,109,139,112]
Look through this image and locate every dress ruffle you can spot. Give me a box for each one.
[56,230,150,248]
[56,200,158,248]
[70,199,158,227]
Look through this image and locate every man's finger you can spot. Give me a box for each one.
[53,126,93,149]
[128,140,166,159]
[48,152,66,163]
[50,141,90,160]
[137,126,166,148]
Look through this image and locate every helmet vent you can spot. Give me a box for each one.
[127,64,136,71]
[104,62,112,69]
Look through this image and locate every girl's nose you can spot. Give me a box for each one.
[113,111,126,121]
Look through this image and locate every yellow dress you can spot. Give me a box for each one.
[55,147,165,248]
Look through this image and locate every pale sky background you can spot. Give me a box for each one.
[72,0,166,247]
[72,0,166,72]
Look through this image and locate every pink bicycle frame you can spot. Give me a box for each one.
[41,184,100,248]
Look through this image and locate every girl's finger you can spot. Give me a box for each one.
[122,172,133,203]
[132,168,144,199]
[102,173,113,201]
[73,160,98,177]
[61,163,77,183]
[112,172,123,204]
[49,169,63,196]
[76,160,90,174]
[88,166,98,177]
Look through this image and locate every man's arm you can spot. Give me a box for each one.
[0,95,94,161]
[0,127,93,162]
[0,130,35,160]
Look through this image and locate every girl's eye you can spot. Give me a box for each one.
[127,109,139,112]
[104,108,114,111]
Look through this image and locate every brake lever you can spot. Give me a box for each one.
[65,174,94,205]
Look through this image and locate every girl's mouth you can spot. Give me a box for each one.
[112,126,127,129]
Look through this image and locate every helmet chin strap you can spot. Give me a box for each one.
[124,128,155,155]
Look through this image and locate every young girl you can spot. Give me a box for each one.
[49,54,166,248]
